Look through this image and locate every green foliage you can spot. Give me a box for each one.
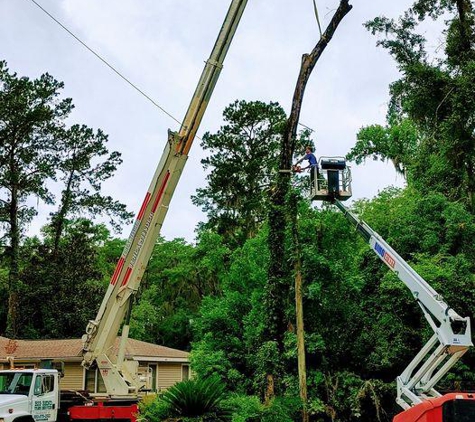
[221,395,262,422]
[50,123,133,251]
[192,100,287,247]
[221,394,301,422]
[190,230,270,393]
[142,376,231,421]
[16,219,109,338]
[257,396,301,422]
[131,233,230,350]
[347,118,419,176]
[353,1,475,209]
[139,396,172,421]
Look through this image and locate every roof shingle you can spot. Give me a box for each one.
[0,336,188,361]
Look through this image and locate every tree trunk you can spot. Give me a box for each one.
[264,0,352,403]
[455,0,473,54]
[291,193,309,422]
[53,170,75,254]
[6,150,20,338]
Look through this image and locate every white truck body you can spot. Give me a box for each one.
[0,369,59,422]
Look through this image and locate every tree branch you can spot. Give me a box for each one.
[284,0,353,165]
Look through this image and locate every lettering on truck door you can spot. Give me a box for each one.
[32,374,58,422]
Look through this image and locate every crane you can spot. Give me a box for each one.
[312,159,474,422]
[0,3,248,422]
[81,0,248,398]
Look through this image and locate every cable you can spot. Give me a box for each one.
[298,122,315,133]
[26,0,183,127]
[312,0,323,37]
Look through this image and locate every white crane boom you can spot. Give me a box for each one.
[81,0,248,397]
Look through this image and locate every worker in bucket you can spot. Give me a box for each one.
[293,146,318,187]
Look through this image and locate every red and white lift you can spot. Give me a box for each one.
[313,159,474,422]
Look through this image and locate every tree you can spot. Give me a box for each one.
[347,117,419,177]
[0,61,72,336]
[130,232,230,350]
[349,0,475,208]
[50,123,133,254]
[190,228,270,393]
[192,100,286,247]
[18,219,110,338]
[0,62,132,336]
[263,1,352,414]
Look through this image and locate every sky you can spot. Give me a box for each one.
[0,0,415,242]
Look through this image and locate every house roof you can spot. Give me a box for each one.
[0,336,189,362]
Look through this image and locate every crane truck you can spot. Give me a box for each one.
[0,1,248,421]
[310,158,474,421]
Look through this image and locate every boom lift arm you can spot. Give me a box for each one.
[334,199,472,410]
[81,0,248,397]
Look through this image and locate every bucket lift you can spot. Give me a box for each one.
[311,156,352,202]
[310,169,473,422]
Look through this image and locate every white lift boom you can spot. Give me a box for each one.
[81,0,248,398]
[333,198,472,410]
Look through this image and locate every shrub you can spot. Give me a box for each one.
[140,375,232,421]
[221,394,302,422]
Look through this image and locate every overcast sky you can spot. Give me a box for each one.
[1,0,415,241]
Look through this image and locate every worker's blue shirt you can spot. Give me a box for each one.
[305,153,318,167]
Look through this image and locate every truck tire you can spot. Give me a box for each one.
[13,417,35,422]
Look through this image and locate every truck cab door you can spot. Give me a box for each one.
[31,374,58,422]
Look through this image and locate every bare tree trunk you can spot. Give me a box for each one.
[290,192,309,422]
[264,0,352,406]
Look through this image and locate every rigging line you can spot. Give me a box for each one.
[298,122,315,133]
[26,0,183,128]
[312,0,323,37]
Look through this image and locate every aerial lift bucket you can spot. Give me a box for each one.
[311,156,352,202]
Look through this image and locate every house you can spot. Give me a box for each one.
[0,336,190,393]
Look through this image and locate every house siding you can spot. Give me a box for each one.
[0,336,189,394]
[157,363,183,391]
[61,362,83,390]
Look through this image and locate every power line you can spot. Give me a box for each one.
[26,0,183,127]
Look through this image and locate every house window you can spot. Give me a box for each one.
[182,365,190,381]
[84,369,106,393]
[149,364,157,391]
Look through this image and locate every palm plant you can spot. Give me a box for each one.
[160,375,231,421]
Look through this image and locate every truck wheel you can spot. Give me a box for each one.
[13,417,35,422]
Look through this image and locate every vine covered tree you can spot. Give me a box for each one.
[263,1,352,412]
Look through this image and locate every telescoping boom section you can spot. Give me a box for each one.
[333,198,473,421]
[81,0,248,399]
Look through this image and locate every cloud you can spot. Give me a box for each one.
[4,0,413,240]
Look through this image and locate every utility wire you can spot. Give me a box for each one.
[27,0,183,127]
[27,0,317,141]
